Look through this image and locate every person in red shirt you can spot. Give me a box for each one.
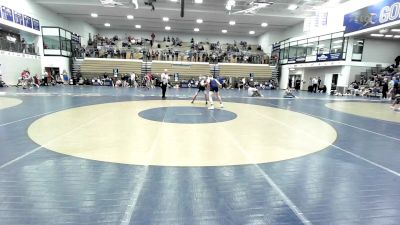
[145,72,152,90]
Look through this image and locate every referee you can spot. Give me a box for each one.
[161,69,169,99]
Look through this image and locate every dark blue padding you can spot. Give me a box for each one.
[138,106,237,124]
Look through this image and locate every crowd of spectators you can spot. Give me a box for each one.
[0,31,37,55]
[348,72,399,99]
[74,34,269,64]
[345,58,400,107]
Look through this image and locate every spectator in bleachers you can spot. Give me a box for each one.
[82,34,268,64]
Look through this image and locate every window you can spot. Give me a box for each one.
[283,43,290,60]
[317,35,331,55]
[330,38,344,54]
[296,39,307,58]
[276,32,346,64]
[42,27,72,56]
[305,37,318,62]
[352,39,364,61]
[289,41,297,58]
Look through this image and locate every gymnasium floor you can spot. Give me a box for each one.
[0,86,399,225]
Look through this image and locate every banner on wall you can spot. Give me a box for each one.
[32,18,40,31]
[71,33,80,43]
[14,11,23,25]
[1,6,13,22]
[344,0,400,35]
[317,53,342,62]
[23,15,32,28]
[295,57,306,63]
[287,57,296,64]
[0,5,40,33]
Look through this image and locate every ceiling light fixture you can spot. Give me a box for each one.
[379,28,389,33]
[371,34,384,37]
[170,0,178,2]
[194,0,203,3]
[261,22,268,27]
[104,23,111,27]
[385,34,393,37]
[163,17,169,22]
[229,20,236,25]
[226,0,236,10]
[391,29,400,32]
[394,35,400,38]
[165,26,171,30]
[135,24,141,29]
[194,28,200,32]
[249,31,255,35]
[222,29,228,33]
[91,13,98,18]
[196,18,203,23]
[127,15,134,20]
[288,4,298,10]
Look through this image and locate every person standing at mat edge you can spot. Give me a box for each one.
[312,77,318,93]
[161,69,169,99]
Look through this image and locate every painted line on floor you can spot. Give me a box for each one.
[0,99,105,128]
[253,109,400,177]
[264,101,400,142]
[312,115,400,142]
[209,112,313,225]
[0,110,115,170]
[0,111,57,127]
[120,102,171,225]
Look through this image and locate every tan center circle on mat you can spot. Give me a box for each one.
[28,100,337,166]
[0,97,22,110]
[326,102,400,123]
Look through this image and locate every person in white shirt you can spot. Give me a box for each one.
[247,85,263,97]
[239,77,246,90]
[130,72,136,87]
[161,69,169,99]
[312,77,318,93]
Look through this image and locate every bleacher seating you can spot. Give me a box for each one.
[80,59,142,78]
[151,61,210,81]
[78,58,273,83]
[219,64,273,82]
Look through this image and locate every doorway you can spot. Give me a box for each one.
[288,74,301,90]
[45,67,60,84]
[331,74,338,91]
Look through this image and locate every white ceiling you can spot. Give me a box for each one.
[32,0,347,36]
[356,26,400,41]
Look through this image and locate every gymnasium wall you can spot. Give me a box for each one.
[257,31,283,54]
[0,0,97,40]
[0,53,41,85]
[0,0,97,75]
[361,39,399,65]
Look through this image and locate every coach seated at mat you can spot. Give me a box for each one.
[248,84,263,97]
